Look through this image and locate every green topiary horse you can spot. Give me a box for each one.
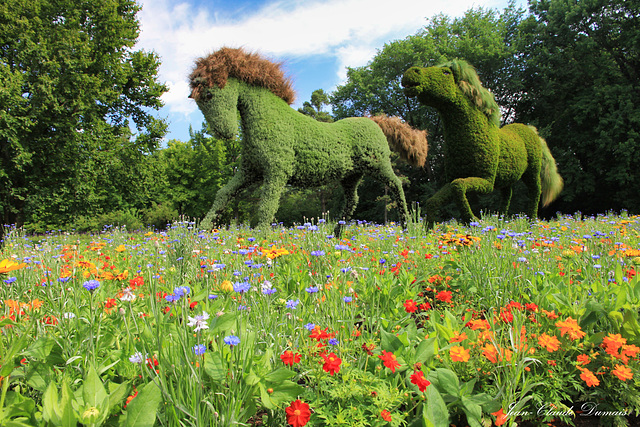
[189,47,428,232]
[402,59,563,227]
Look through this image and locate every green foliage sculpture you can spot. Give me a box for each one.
[402,59,563,227]
[189,47,428,232]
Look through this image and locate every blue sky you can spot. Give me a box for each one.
[137,0,528,142]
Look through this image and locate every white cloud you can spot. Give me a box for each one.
[137,0,525,139]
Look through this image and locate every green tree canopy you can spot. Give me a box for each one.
[0,0,167,230]
[516,0,640,214]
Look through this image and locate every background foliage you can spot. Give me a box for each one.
[1,0,639,233]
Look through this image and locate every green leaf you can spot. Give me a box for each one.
[264,367,296,383]
[83,365,109,409]
[107,381,130,413]
[422,386,449,427]
[414,337,437,364]
[433,368,460,397]
[381,328,403,353]
[461,396,483,427]
[123,381,163,427]
[267,380,304,407]
[211,312,236,333]
[204,352,226,381]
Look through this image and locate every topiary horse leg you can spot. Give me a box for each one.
[425,183,453,229]
[335,173,363,236]
[522,173,542,219]
[201,170,252,230]
[255,174,289,230]
[380,169,410,228]
[500,186,513,215]
[450,177,494,224]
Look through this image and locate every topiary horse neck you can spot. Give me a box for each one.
[190,47,428,232]
[402,59,563,227]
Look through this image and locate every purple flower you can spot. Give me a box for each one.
[343,296,353,303]
[224,335,240,346]
[233,281,251,293]
[193,344,206,355]
[82,279,100,292]
[304,323,316,331]
[285,299,300,309]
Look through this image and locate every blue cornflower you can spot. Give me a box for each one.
[335,244,350,251]
[304,323,316,331]
[343,296,353,303]
[286,299,300,309]
[224,335,240,346]
[165,293,180,303]
[174,286,190,297]
[82,279,100,293]
[58,277,72,283]
[233,281,251,293]
[3,277,17,284]
[193,344,207,355]
[328,338,339,346]
[208,294,218,300]
[306,286,319,294]
[517,257,527,263]
[379,259,386,265]
[310,250,325,256]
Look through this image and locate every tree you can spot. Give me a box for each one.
[330,4,527,222]
[298,89,334,123]
[516,0,640,214]
[0,0,167,231]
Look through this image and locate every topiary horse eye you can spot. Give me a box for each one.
[205,91,213,100]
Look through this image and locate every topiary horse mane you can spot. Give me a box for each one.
[190,47,428,233]
[189,47,296,104]
[402,59,563,227]
[439,59,501,127]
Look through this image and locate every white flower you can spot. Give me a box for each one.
[63,312,76,319]
[119,287,137,302]
[187,311,210,332]
[129,351,145,364]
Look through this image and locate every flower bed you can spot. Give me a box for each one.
[1,214,639,426]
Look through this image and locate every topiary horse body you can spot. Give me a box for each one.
[402,60,563,227]
[190,48,428,231]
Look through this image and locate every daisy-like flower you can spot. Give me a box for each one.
[129,351,145,364]
[119,287,137,302]
[224,335,241,347]
[187,311,210,332]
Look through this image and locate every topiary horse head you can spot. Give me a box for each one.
[189,47,428,232]
[402,59,563,227]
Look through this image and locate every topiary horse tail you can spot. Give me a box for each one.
[531,126,564,207]
[370,115,428,168]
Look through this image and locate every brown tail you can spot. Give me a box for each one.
[370,115,428,168]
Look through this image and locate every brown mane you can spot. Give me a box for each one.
[189,47,296,104]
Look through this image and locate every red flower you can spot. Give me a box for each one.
[285,399,311,427]
[435,290,452,303]
[492,408,508,426]
[124,390,138,408]
[500,308,514,323]
[280,350,301,366]
[410,370,431,392]
[320,352,342,375]
[419,302,432,310]
[43,315,58,325]
[379,350,401,372]
[403,299,418,313]
[310,326,332,341]
[380,409,392,421]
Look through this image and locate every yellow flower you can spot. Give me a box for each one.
[0,259,27,274]
[115,244,126,252]
[216,280,233,292]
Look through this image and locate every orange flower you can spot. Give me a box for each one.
[285,400,311,427]
[320,352,342,376]
[449,331,468,343]
[555,317,586,340]
[280,350,301,366]
[602,333,626,356]
[435,290,452,303]
[538,333,560,352]
[576,354,590,365]
[467,319,490,331]
[492,408,508,426]
[450,346,470,362]
[612,364,633,381]
[379,350,401,373]
[403,299,418,313]
[579,367,600,387]
[410,369,431,392]
[0,259,27,274]
[380,410,392,422]
[541,309,558,319]
[482,344,499,364]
